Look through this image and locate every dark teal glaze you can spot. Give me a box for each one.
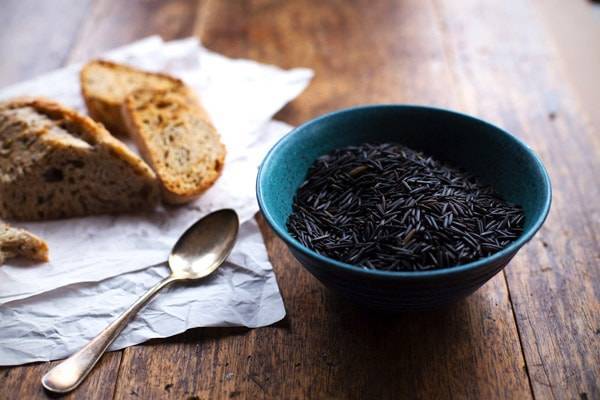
[256,105,552,311]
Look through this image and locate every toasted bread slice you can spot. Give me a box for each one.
[0,222,48,264]
[0,98,160,220]
[80,60,185,135]
[122,89,225,204]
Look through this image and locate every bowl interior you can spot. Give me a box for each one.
[258,105,551,270]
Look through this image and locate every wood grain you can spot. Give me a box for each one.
[67,0,201,63]
[111,1,532,398]
[1,0,598,398]
[0,1,123,399]
[0,1,201,399]
[0,0,92,87]
[1,354,121,400]
[430,1,600,398]
[197,0,460,125]
[112,218,531,400]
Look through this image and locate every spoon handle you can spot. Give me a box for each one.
[41,276,175,393]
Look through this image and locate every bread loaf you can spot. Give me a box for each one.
[0,98,159,220]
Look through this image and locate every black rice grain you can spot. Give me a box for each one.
[286,143,524,271]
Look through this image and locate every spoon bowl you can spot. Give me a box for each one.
[168,209,239,279]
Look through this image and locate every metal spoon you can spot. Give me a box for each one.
[41,209,239,393]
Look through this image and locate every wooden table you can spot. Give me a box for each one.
[1,1,598,399]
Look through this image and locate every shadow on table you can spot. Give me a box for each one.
[141,325,251,346]
[123,279,502,399]
[296,288,495,397]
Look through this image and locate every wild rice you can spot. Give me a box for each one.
[286,143,524,271]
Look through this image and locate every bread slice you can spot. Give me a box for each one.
[122,89,226,204]
[0,222,48,264]
[80,60,185,135]
[0,98,160,220]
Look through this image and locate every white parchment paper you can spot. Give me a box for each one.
[0,37,312,365]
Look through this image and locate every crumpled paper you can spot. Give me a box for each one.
[0,37,312,366]
[0,219,283,364]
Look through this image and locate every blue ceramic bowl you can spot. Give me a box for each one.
[257,105,551,311]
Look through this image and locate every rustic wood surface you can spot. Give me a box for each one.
[0,0,598,399]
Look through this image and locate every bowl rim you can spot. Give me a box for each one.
[256,104,552,279]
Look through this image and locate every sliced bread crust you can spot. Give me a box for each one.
[122,89,226,204]
[0,222,48,264]
[0,97,160,220]
[80,60,185,135]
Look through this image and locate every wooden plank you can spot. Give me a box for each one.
[0,0,91,87]
[112,1,532,398]
[196,0,461,125]
[0,1,123,399]
[63,1,204,399]
[533,0,600,134]
[4,0,595,398]
[432,0,600,398]
[113,218,531,399]
[0,1,202,399]
[1,354,122,400]
[67,0,201,63]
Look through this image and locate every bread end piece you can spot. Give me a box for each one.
[0,223,49,264]
[80,60,185,135]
